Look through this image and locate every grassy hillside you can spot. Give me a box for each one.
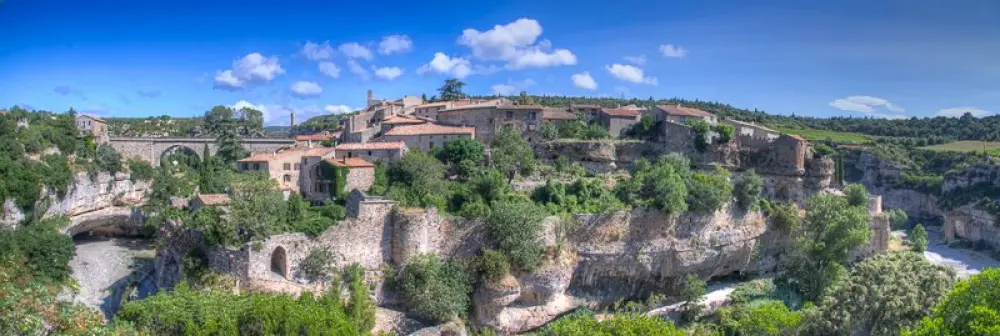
[769,126,873,143]
[919,140,1000,153]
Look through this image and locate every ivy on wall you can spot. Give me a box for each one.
[319,160,350,199]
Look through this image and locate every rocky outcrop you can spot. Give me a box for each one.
[844,151,944,220]
[0,200,25,230]
[1,172,150,231]
[944,204,1000,249]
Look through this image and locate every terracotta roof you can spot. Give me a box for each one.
[336,141,407,151]
[496,104,545,110]
[570,104,601,109]
[416,102,450,108]
[296,134,336,141]
[602,108,641,118]
[382,115,426,125]
[78,114,107,122]
[656,105,715,117]
[326,157,375,168]
[238,149,302,162]
[196,194,231,206]
[383,123,475,136]
[0,110,7,115]
[302,147,336,157]
[542,108,577,120]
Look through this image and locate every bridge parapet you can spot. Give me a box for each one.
[109,137,296,165]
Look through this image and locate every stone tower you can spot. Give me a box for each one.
[289,110,295,137]
[367,89,373,107]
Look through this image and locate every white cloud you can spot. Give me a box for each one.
[213,53,285,90]
[374,66,403,80]
[318,61,340,78]
[379,35,413,55]
[937,106,993,117]
[339,43,373,60]
[829,95,904,114]
[624,54,647,66]
[290,81,322,98]
[417,52,472,78]
[301,41,335,61]
[347,59,371,80]
[571,72,598,90]
[491,84,517,95]
[457,18,576,69]
[606,64,658,85]
[324,105,355,114]
[230,100,275,123]
[659,44,689,58]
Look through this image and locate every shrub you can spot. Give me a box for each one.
[905,268,1000,335]
[542,310,685,336]
[733,170,764,211]
[0,217,75,282]
[386,151,449,208]
[686,166,733,213]
[437,138,484,165]
[400,254,472,323]
[717,300,803,336]
[95,143,122,174]
[844,183,869,207]
[475,248,510,281]
[712,124,734,143]
[681,274,707,324]
[813,143,835,158]
[127,157,155,181]
[767,201,801,232]
[911,223,929,252]
[888,208,909,229]
[300,248,336,283]
[487,200,548,272]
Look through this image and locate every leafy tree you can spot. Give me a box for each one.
[905,268,1000,335]
[206,106,248,165]
[681,274,707,323]
[487,200,548,272]
[438,78,467,101]
[386,150,449,208]
[0,217,75,282]
[95,143,122,173]
[127,157,155,181]
[767,201,802,232]
[542,310,686,335]
[806,252,955,336]
[888,208,909,229]
[717,300,803,336]
[614,155,690,214]
[400,254,472,323]
[187,206,237,246]
[475,248,510,281]
[491,126,537,182]
[230,172,287,242]
[686,166,733,213]
[437,138,485,165]
[712,124,735,143]
[910,223,929,252]
[540,121,559,140]
[734,170,764,211]
[844,183,870,207]
[345,264,375,332]
[518,91,537,105]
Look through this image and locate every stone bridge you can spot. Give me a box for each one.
[108,137,296,165]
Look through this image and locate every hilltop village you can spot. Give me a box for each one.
[2,88,998,335]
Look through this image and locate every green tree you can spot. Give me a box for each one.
[127,157,155,181]
[518,91,537,105]
[888,208,909,229]
[712,124,735,143]
[681,274,707,324]
[400,254,472,323]
[206,106,247,165]
[437,138,485,165]
[767,201,802,232]
[487,200,548,272]
[718,300,803,336]
[806,252,955,336]
[438,78,467,101]
[0,218,75,282]
[236,107,264,135]
[686,166,733,213]
[386,151,449,208]
[844,183,870,207]
[198,146,230,194]
[491,126,537,182]
[95,143,122,173]
[905,268,1000,335]
[542,311,686,336]
[230,172,287,242]
[540,121,559,140]
[910,223,929,252]
[734,170,764,211]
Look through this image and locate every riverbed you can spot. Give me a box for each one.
[68,234,157,318]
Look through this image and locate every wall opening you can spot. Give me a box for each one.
[270,246,289,280]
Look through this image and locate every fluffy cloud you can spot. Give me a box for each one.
[379,35,413,55]
[417,52,473,79]
[606,64,658,85]
[301,41,335,61]
[571,72,598,90]
[339,43,373,60]
[623,54,647,66]
[491,84,517,95]
[213,53,285,90]
[374,66,403,80]
[937,106,993,117]
[347,59,371,80]
[659,44,688,58]
[318,61,340,78]
[457,18,576,69]
[324,105,354,114]
[290,81,322,98]
[829,95,904,114]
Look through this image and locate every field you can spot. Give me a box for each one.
[768,126,873,143]
[919,141,1000,152]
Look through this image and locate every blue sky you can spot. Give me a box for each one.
[2,0,998,125]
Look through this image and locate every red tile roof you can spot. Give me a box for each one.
[381,115,426,125]
[542,108,577,120]
[570,104,601,108]
[302,147,336,157]
[602,108,641,118]
[336,141,407,151]
[656,105,715,117]
[196,194,231,206]
[296,134,337,141]
[383,123,475,136]
[326,157,375,168]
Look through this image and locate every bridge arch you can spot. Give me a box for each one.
[159,144,202,168]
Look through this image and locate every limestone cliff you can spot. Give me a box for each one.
[844,151,941,220]
[1,172,150,231]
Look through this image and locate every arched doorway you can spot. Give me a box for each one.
[270,246,289,280]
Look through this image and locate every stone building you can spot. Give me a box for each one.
[334,141,407,162]
[654,104,717,124]
[378,123,475,152]
[295,133,339,147]
[542,107,577,126]
[599,108,641,137]
[190,193,231,212]
[237,147,337,195]
[76,114,108,141]
[379,115,427,133]
[437,104,553,144]
[569,104,602,122]
[326,157,376,195]
[413,99,503,120]
[342,92,425,143]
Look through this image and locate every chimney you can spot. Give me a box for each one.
[367,89,374,107]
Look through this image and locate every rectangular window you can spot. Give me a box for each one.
[368,151,372,156]
[283,163,291,170]
[284,175,291,182]
[253,163,260,170]
[294,163,300,170]
[429,141,435,149]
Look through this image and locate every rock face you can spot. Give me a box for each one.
[844,151,944,220]
[944,205,1000,249]
[1,172,150,231]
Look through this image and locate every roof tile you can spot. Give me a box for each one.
[383,123,475,136]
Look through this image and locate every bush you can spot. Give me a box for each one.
[712,124,734,144]
[127,157,155,181]
[542,310,685,336]
[437,138,484,165]
[300,248,336,282]
[400,254,472,323]
[487,200,548,272]
[686,166,733,213]
[905,268,1000,335]
[844,183,869,207]
[733,170,764,211]
[95,143,122,174]
[386,151,449,208]
[767,202,801,232]
[475,248,510,281]
[888,208,909,229]
[717,300,803,336]
[911,223,929,252]
[681,274,707,324]
[0,217,75,282]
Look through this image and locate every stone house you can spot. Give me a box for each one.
[334,141,407,162]
[599,108,641,137]
[189,193,231,212]
[76,114,108,141]
[379,115,427,133]
[378,123,475,152]
[542,107,577,126]
[237,147,338,196]
[654,104,717,124]
[342,92,425,143]
[725,119,779,140]
[295,133,339,147]
[569,104,603,122]
[325,157,376,196]
[437,104,549,144]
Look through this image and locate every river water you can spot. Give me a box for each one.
[68,234,158,319]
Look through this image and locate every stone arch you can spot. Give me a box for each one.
[159,144,201,167]
[270,246,289,279]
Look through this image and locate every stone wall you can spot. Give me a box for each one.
[944,205,1000,249]
[109,137,294,165]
